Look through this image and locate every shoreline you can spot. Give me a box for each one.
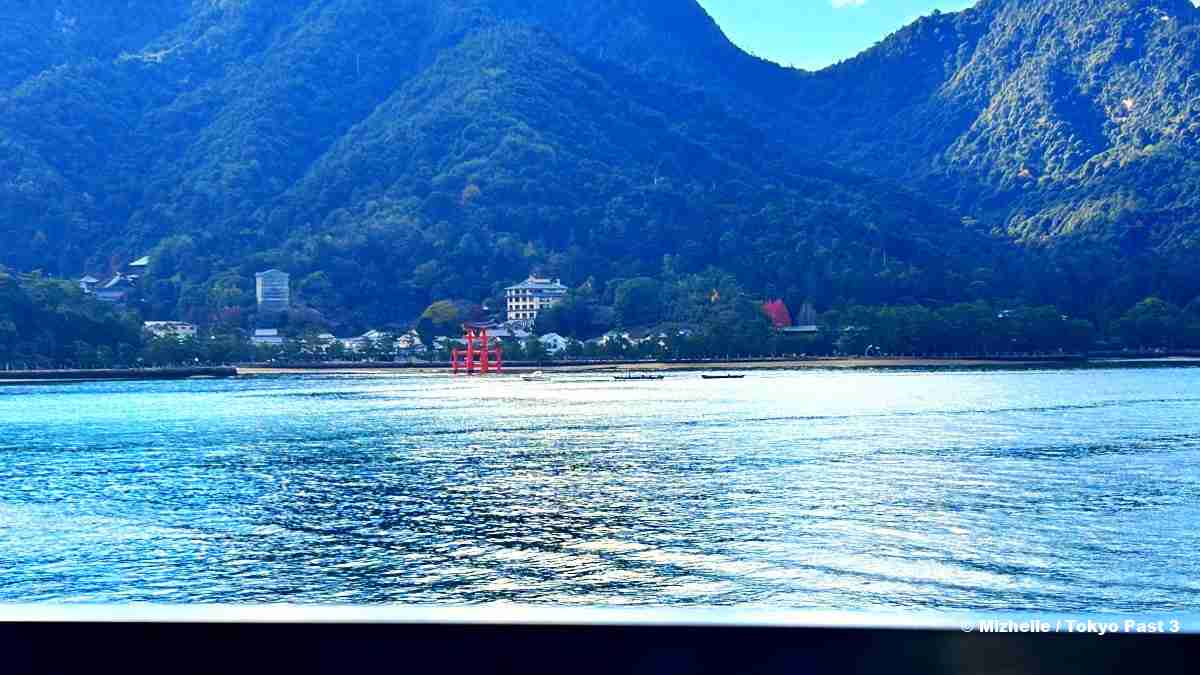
[5,357,1200,384]
[235,358,1060,376]
[236,356,1200,377]
[0,367,237,384]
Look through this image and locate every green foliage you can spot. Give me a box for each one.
[416,301,464,342]
[0,0,996,333]
[0,268,142,368]
[534,293,613,338]
[522,336,549,362]
[614,278,664,328]
[1115,297,1192,348]
[1,0,1199,342]
[783,0,1200,313]
[820,302,1098,356]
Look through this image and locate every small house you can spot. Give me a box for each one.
[539,333,570,354]
[95,275,135,303]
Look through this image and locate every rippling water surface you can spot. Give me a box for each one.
[2,367,1200,610]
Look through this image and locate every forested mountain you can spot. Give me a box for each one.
[0,0,1197,333]
[790,0,1200,318]
[0,1,193,91]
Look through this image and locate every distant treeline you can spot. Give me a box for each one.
[1,270,142,369]
[530,272,1200,358]
[5,264,1200,369]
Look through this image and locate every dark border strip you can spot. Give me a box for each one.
[1,607,1197,674]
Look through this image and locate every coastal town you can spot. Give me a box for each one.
[61,255,822,368]
[2,251,1189,374]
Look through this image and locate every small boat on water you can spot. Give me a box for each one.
[613,373,665,381]
[521,371,549,382]
[701,374,746,380]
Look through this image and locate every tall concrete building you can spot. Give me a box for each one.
[255,269,291,313]
[506,276,567,326]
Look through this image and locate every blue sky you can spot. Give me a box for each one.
[696,0,976,70]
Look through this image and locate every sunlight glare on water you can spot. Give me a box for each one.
[2,367,1200,610]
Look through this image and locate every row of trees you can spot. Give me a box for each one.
[7,260,1200,369]
[0,270,142,370]
[798,298,1200,358]
[532,271,771,338]
[526,270,1200,358]
[819,304,1096,356]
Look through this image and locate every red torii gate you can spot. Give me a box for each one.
[452,323,504,375]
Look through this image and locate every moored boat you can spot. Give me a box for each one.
[613,372,665,381]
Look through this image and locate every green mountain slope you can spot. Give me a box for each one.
[0,1,193,92]
[0,0,990,329]
[264,24,986,324]
[796,0,1200,246]
[0,0,1197,331]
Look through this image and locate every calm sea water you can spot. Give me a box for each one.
[2,367,1199,610]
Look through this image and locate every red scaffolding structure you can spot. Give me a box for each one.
[452,323,504,375]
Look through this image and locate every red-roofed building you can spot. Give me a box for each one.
[762,300,793,329]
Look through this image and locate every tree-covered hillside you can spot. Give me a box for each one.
[0,0,995,332]
[0,1,193,92]
[0,0,1198,335]
[787,0,1200,314]
[0,267,141,368]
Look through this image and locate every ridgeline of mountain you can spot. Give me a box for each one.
[808,4,1194,176]
[0,1,193,91]
[1,0,1198,329]
[488,0,799,99]
[551,0,1200,301]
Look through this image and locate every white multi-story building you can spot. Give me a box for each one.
[255,269,291,313]
[506,276,567,326]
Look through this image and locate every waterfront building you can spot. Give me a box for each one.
[487,324,532,341]
[251,329,285,347]
[637,332,672,350]
[340,335,370,353]
[539,333,570,354]
[762,300,793,329]
[763,299,821,335]
[255,269,291,313]
[598,331,633,346]
[341,330,425,355]
[143,321,198,340]
[396,330,424,352]
[506,276,567,326]
[795,302,819,327]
